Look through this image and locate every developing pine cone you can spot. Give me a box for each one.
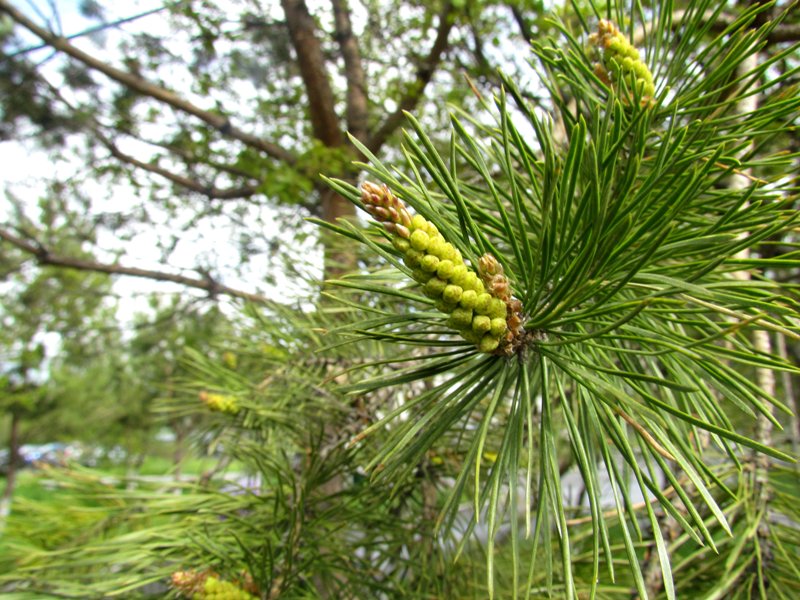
[361,182,525,355]
[589,19,655,106]
[199,391,240,415]
[170,570,257,600]
[200,576,257,600]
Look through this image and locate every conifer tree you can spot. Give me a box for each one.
[1,1,798,599]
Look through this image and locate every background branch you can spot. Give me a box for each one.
[0,227,271,304]
[366,1,456,153]
[0,0,296,163]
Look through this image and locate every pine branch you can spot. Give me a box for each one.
[366,1,456,153]
[0,0,296,164]
[0,227,271,304]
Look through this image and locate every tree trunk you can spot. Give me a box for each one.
[1,411,21,523]
[172,419,186,481]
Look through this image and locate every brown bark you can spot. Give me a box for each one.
[0,227,272,304]
[280,0,357,276]
[0,0,295,164]
[776,334,799,462]
[730,36,776,595]
[331,0,369,144]
[280,0,344,149]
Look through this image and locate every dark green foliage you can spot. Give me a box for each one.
[319,1,799,597]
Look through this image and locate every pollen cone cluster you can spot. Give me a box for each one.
[361,181,524,355]
[171,570,257,600]
[199,391,240,415]
[589,19,655,106]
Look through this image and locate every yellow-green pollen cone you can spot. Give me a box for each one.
[199,391,240,415]
[361,181,525,355]
[589,19,655,106]
[171,570,257,600]
[199,576,257,600]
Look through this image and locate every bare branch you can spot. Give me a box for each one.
[280,0,356,275]
[331,0,368,144]
[38,71,261,202]
[0,227,272,304]
[104,140,259,201]
[767,21,800,44]
[367,2,456,154]
[633,8,800,45]
[0,0,296,164]
[6,6,169,58]
[143,138,257,181]
[509,4,534,43]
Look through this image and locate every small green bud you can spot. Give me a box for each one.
[427,238,446,258]
[411,214,428,231]
[392,237,411,254]
[472,315,491,334]
[490,317,507,337]
[461,329,480,344]
[489,297,507,319]
[479,335,500,353]
[404,248,424,268]
[632,61,652,81]
[435,299,458,313]
[461,272,480,292]
[621,57,634,72]
[411,268,433,283]
[420,253,440,272]
[450,264,468,286]
[460,289,478,310]
[423,277,448,298]
[436,259,455,280]
[410,229,430,251]
[474,293,492,315]
[425,221,439,237]
[449,307,473,329]
[608,38,624,54]
[440,243,458,262]
[443,284,463,304]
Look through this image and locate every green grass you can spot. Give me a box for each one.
[0,470,54,503]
